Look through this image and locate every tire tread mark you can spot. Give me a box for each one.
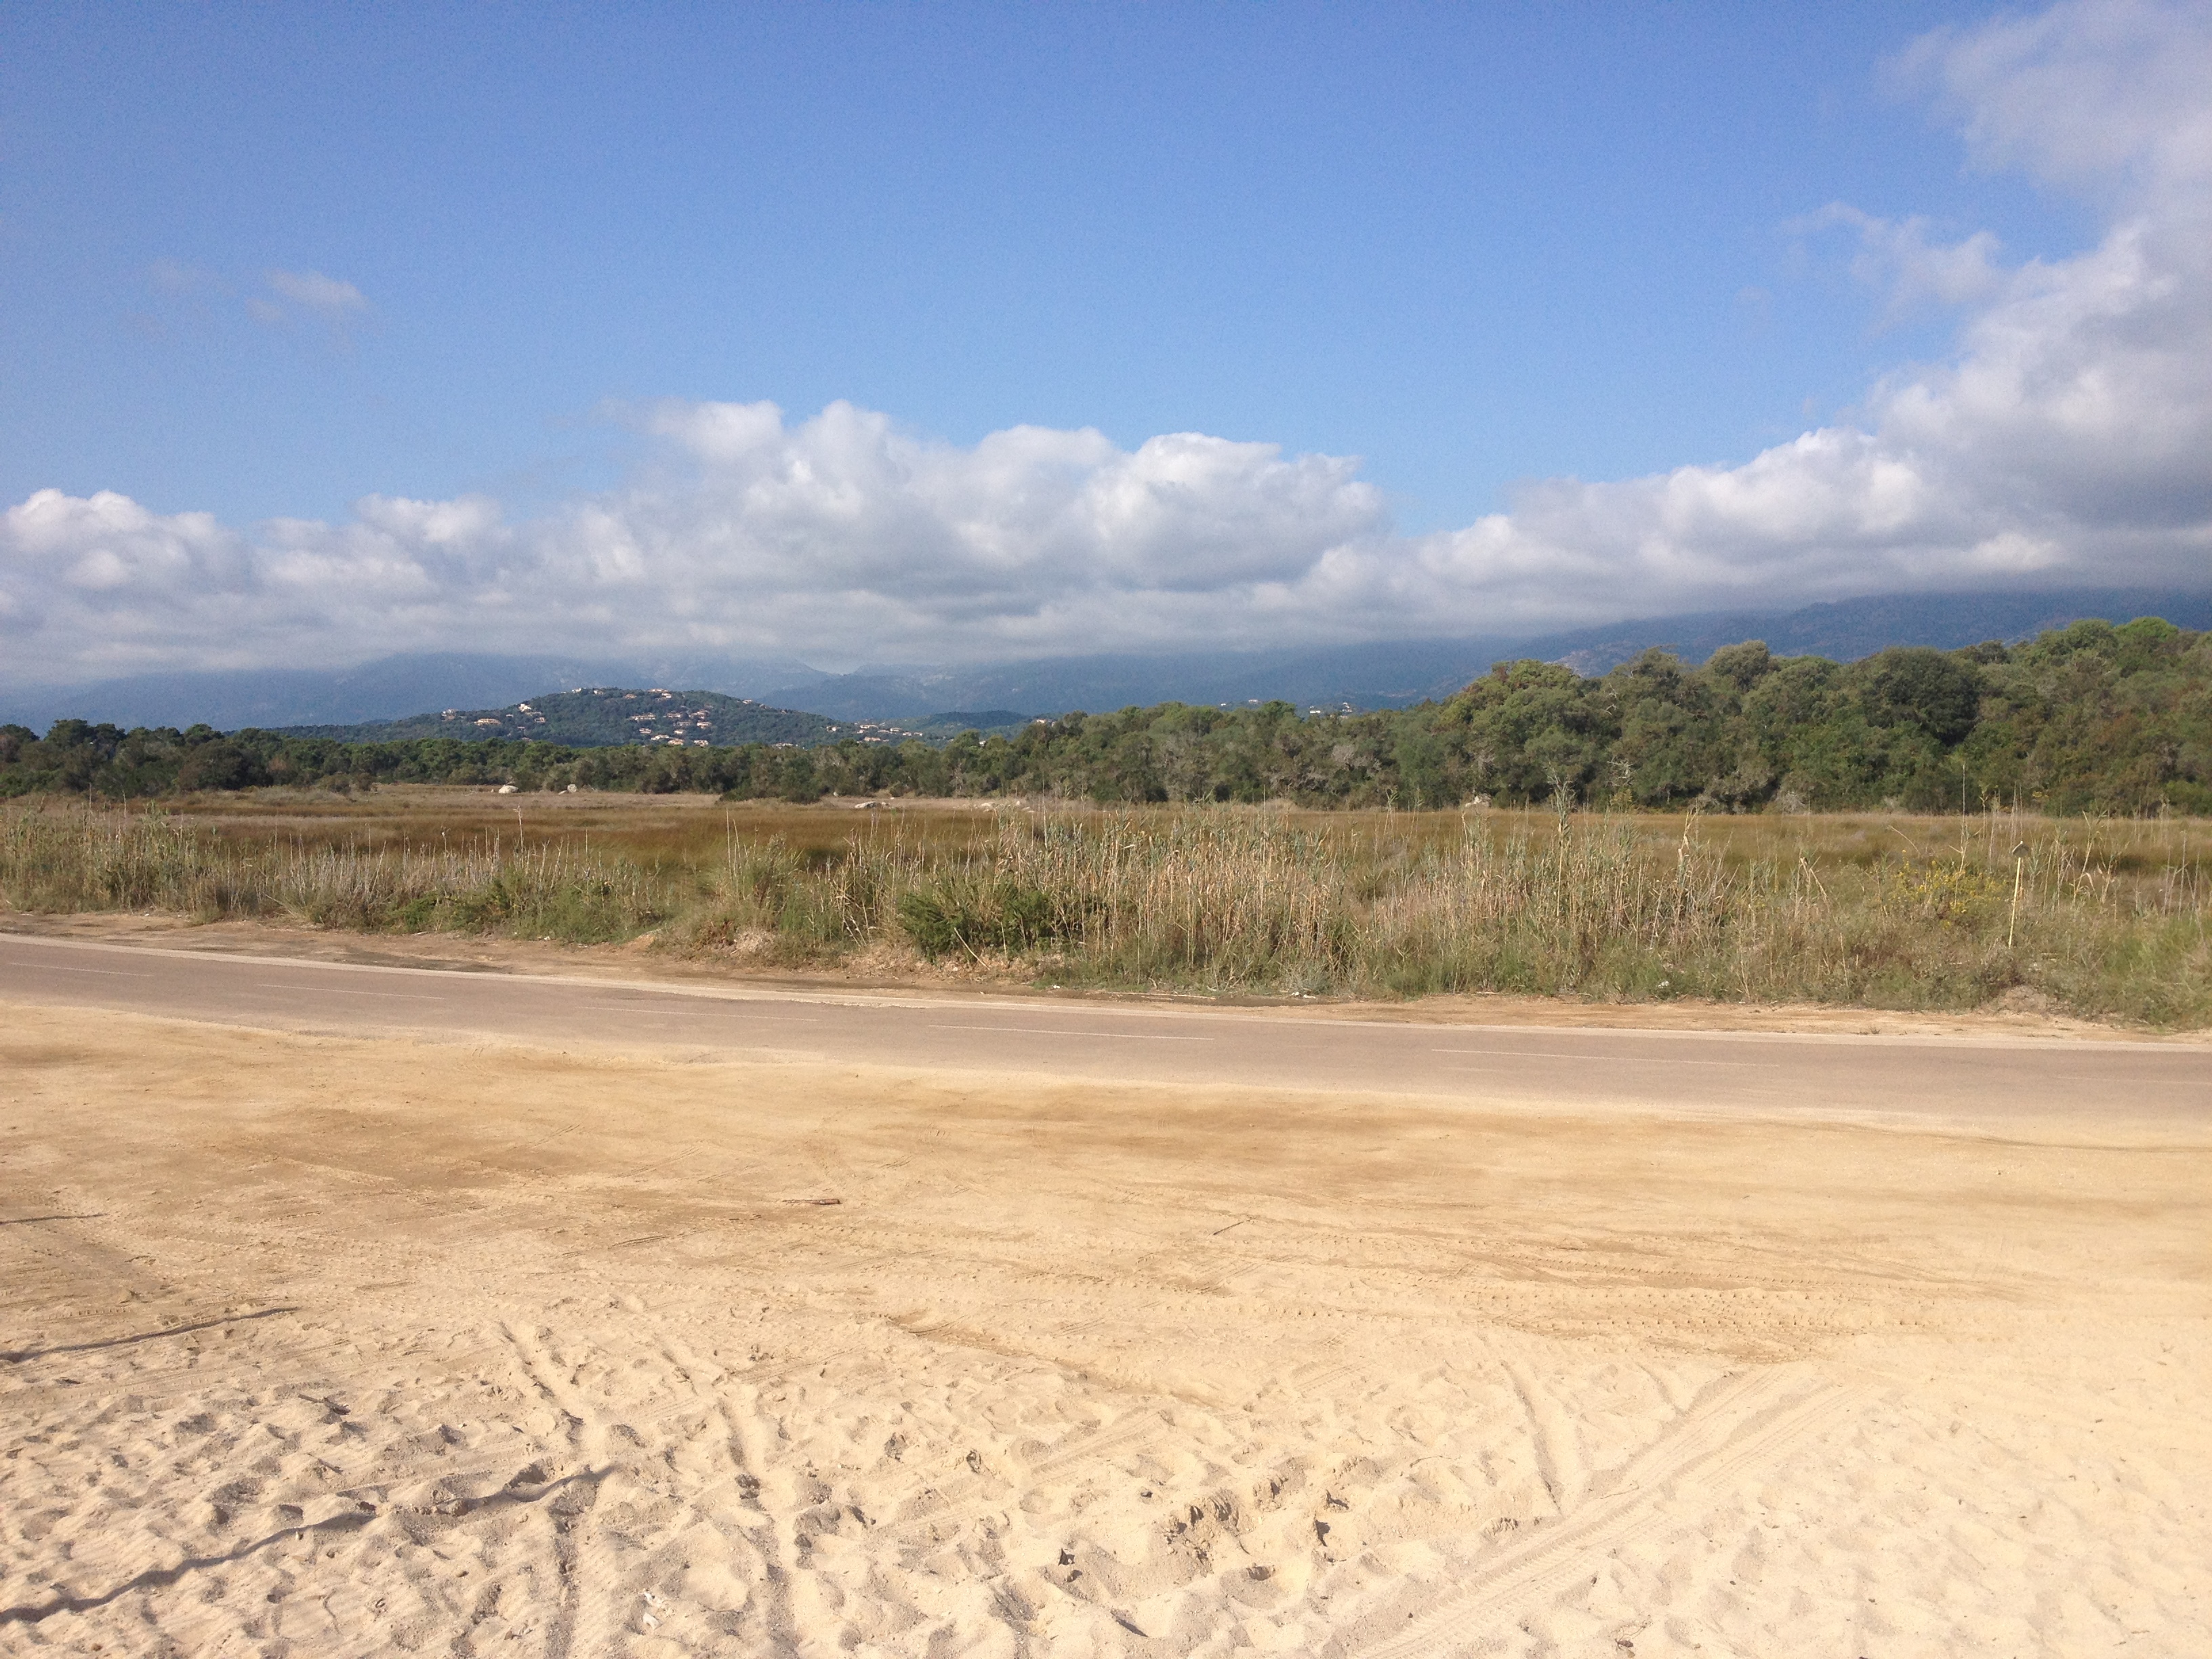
[656,1333,802,1652]
[884,1410,1162,1540]
[499,1321,609,1659]
[1338,1365,1855,1659]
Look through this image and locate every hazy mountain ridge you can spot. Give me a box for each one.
[752,588,2212,718]
[5,588,2205,733]
[282,688,893,750]
[276,689,1038,750]
[1521,589,2212,683]
[10,609,2205,819]
[0,653,826,735]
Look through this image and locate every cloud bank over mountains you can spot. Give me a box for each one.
[5,0,2207,685]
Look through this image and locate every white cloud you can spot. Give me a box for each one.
[0,407,1395,677]
[256,268,371,327]
[1896,0,2212,201]
[1795,203,2007,321]
[5,0,2209,685]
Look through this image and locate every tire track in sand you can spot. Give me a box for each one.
[884,1408,1166,1543]
[499,1320,613,1659]
[655,1333,803,1652]
[1336,1364,1857,1659]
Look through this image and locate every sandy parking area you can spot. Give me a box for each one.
[3,1004,2207,1656]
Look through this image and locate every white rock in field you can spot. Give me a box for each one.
[496,783,518,794]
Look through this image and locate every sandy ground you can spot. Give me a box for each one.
[1,1005,2207,1657]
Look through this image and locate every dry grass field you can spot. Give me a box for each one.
[5,789,2205,1024]
[148,782,2212,867]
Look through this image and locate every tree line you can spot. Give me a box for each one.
[4,615,2206,815]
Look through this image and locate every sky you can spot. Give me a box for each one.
[1,0,2207,682]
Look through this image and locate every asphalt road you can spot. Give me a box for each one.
[2,931,2205,1127]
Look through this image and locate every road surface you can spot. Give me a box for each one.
[2,930,2203,1126]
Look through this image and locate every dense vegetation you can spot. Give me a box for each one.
[5,615,2207,815]
[5,801,2207,1025]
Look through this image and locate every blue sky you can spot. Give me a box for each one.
[1,1,2205,678]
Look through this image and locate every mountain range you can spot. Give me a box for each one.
[283,687,872,749]
[5,586,2205,734]
[0,651,829,735]
[749,586,2212,720]
[281,688,1037,748]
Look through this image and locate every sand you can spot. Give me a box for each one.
[1,1003,2207,1656]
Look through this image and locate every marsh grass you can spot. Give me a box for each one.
[0,804,676,942]
[5,796,2207,1025]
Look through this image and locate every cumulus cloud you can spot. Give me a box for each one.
[4,0,2208,684]
[1897,0,2212,201]
[249,268,371,329]
[0,408,1393,677]
[1794,203,2007,321]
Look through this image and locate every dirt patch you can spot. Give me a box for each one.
[3,1002,2207,1653]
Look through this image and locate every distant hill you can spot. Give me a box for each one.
[0,651,825,733]
[277,687,918,749]
[6,586,2206,732]
[1507,588,2212,685]
[756,588,2212,718]
[899,710,1037,739]
[16,613,2206,818]
[750,640,1521,720]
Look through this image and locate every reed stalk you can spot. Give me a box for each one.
[5,800,2205,1025]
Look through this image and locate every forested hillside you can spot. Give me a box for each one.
[283,686,881,747]
[3,616,2206,815]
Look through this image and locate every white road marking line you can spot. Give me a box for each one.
[930,1023,1212,1041]
[31,966,153,977]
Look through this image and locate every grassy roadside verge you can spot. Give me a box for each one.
[3,798,2207,1026]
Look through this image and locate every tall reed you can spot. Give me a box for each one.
[0,804,672,941]
[5,800,2206,1025]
